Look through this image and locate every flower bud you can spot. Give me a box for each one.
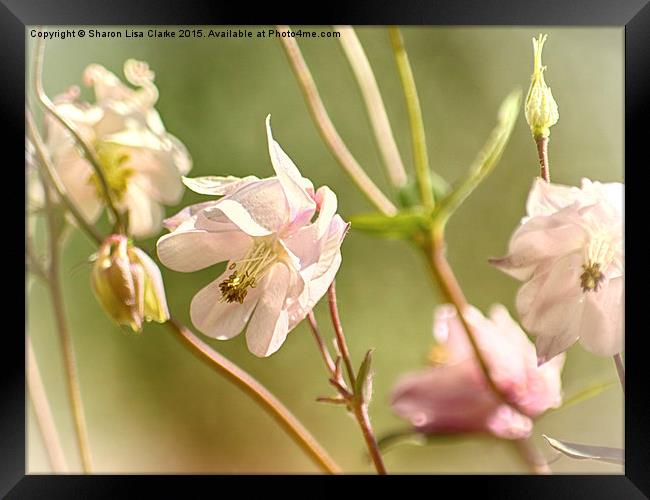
[525,34,559,139]
[91,234,169,332]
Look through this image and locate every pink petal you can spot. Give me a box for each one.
[245,263,292,357]
[190,272,261,340]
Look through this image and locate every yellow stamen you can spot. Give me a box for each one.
[88,141,134,202]
[219,239,279,304]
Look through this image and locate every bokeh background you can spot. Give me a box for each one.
[26,26,624,473]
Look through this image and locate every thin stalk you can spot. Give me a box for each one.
[388,26,434,208]
[166,319,341,474]
[32,36,125,233]
[613,353,625,393]
[424,228,550,474]
[27,337,69,473]
[515,437,551,474]
[536,136,550,182]
[41,168,93,472]
[335,25,408,188]
[325,283,387,475]
[307,311,336,375]
[277,25,397,216]
[26,108,103,245]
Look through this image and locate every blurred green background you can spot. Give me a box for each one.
[27,26,623,474]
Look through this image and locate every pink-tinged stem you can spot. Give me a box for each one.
[40,166,93,473]
[277,25,397,217]
[424,230,550,474]
[166,319,341,474]
[515,437,551,474]
[535,136,550,182]
[27,337,69,473]
[613,353,625,393]
[325,283,388,475]
[307,311,336,375]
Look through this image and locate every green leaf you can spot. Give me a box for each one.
[435,88,522,225]
[349,208,432,240]
[552,380,617,413]
[398,175,450,209]
[542,435,624,465]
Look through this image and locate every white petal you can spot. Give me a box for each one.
[245,263,292,357]
[216,178,288,236]
[182,175,259,196]
[157,228,250,272]
[123,182,164,238]
[535,330,579,366]
[190,272,261,340]
[578,277,624,356]
[265,115,316,223]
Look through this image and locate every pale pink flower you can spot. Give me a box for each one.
[491,178,623,363]
[45,60,191,238]
[157,116,348,357]
[390,304,564,440]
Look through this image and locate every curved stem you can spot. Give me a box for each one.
[26,108,103,245]
[40,168,93,472]
[307,311,336,375]
[424,228,549,474]
[335,26,407,189]
[277,25,397,216]
[613,353,625,393]
[325,283,387,475]
[33,35,126,233]
[166,319,341,474]
[27,337,69,473]
[389,26,434,208]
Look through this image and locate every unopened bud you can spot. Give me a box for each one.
[525,34,559,139]
[91,234,169,332]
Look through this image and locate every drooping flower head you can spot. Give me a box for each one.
[45,60,192,237]
[390,304,564,440]
[157,116,348,357]
[91,234,169,332]
[491,178,623,363]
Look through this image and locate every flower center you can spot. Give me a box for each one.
[89,141,135,202]
[581,233,614,293]
[219,239,279,304]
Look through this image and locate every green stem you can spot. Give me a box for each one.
[277,25,397,216]
[335,25,408,189]
[389,26,434,208]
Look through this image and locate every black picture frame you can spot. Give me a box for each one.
[6,0,649,497]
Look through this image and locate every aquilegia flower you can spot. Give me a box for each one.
[45,59,191,237]
[390,304,564,440]
[491,178,623,363]
[157,116,348,357]
[91,234,169,332]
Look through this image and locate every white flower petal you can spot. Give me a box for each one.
[265,115,316,224]
[245,263,292,357]
[578,277,624,356]
[157,228,250,272]
[190,273,261,340]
